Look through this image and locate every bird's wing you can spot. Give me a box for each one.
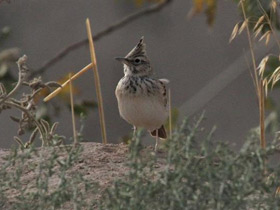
[158,78,169,108]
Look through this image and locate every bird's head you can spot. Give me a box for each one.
[115,37,152,76]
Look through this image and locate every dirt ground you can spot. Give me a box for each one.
[0,142,167,208]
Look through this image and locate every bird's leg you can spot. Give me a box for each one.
[133,126,137,141]
[155,129,159,152]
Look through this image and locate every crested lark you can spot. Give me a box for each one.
[115,37,169,151]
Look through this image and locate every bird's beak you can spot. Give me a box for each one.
[115,57,130,65]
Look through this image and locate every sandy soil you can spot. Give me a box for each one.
[0,142,166,209]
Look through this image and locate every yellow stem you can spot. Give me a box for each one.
[44,63,93,102]
[86,18,107,144]
[241,0,259,91]
[241,0,266,148]
[259,80,266,149]
[168,88,172,138]
[69,74,78,145]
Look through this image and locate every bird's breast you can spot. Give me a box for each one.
[115,93,168,131]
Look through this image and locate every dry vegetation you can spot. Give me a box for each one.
[0,143,132,209]
[1,117,280,209]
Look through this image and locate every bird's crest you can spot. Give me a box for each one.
[125,36,146,59]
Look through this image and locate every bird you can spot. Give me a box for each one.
[115,37,169,151]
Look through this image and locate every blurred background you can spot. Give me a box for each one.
[0,0,279,148]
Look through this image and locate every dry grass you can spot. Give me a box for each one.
[69,73,78,145]
[230,0,280,149]
[43,63,93,102]
[229,0,280,149]
[43,18,108,145]
[86,18,107,144]
[240,0,266,149]
[168,88,172,138]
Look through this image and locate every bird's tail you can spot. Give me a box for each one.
[150,125,167,139]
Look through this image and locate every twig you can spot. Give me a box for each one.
[43,63,93,102]
[241,1,259,90]
[69,74,78,145]
[32,0,172,76]
[0,55,28,106]
[86,18,107,144]
[259,80,266,149]
[168,88,172,138]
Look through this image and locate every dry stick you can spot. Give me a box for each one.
[0,55,27,106]
[43,63,93,102]
[241,0,266,149]
[260,80,266,149]
[241,2,259,89]
[244,51,259,97]
[86,18,107,144]
[168,88,172,139]
[69,74,78,145]
[32,0,172,77]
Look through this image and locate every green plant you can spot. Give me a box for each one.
[0,144,97,210]
[100,114,280,209]
[1,114,280,209]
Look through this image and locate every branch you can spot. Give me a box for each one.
[32,0,172,76]
[0,55,28,106]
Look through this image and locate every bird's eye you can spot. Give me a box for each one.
[134,58,141,64]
